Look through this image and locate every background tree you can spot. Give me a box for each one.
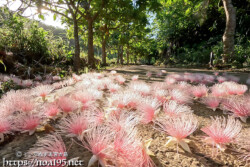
[222,0,236,64]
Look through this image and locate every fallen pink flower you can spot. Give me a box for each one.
[137,98,161,124]
[81,127,113,167]
[44,103,60,117]
[116,75,126,85]
[58,96,78,114]
[0,117,12,142]
[201,116,242,153]
[15,113,43,135]
[25,134,67,166]
[211,84,228,97]
[33,85,53,100]
[58,112,88,139]
[155,114,198,153]
[163,100,192,117]
[191,84,208,98]
[169,89,193,104]
[201,96,221,111]
[221,97,250,122]
[132,75,139,81]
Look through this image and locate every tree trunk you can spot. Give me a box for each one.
[87,19,95,68]
[120,45,123,65]
[126,46,129,65]
[222,0,236,64]
[117,46,120,64]
[101,37,107,66]
[73,18,81,73]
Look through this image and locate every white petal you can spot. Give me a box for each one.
[88,155,98,167]
[179,140,192,153]
[165,136,177,147]
[0,133,4,142]
[240,117,247,123]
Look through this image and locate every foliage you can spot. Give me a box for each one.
[0,0,249,70]
[0,7,69,67]
[0,80,20,97]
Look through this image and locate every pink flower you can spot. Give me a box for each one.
[107,83,121,93]
[137,98,161,124]
[223,82,247,95]
[221,97,250,122]
[58,113,88,138]
[44,103,60,117]
[58,96,78,113]
[33,85,53,100]
[203,74,215,84]
[161,70,167,73]
[201,116,242,152]
[163,100,192,117]
[52,76,61,81]
[113,130,155,167]
[110,70,117,75]
[169,89,193,104]
[81,127,113,167]
[109,91,141,109]
[131,75,139,81]
[107,112,139,133]
[34,75,42,81]
[211,84,228,97]
[86,109,106,126]
[21,79,33,87]
[25,134,67,166]
[201,96,221,111]
[176,81,192,91]
[129,81,151,96]
[155,114,198,153]
[152,89,169,103]
[116,75,126,84]
[15,98,35,113]
[217,76,227,83]
[165,76,177,85]
[156,114,198,140]
[214,72,219,76]
[0,117,12,142]
[15,113,42,135]
[191,84,208,98]
[72,73,82,82]
[72,91,94,104]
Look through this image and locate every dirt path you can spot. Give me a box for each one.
[106,65,250,84]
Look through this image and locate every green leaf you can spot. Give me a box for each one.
[0,60,6,71]
[53,14,57,21]
[38,14,45,20]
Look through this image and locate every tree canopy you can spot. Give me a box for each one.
[0,0,249,72]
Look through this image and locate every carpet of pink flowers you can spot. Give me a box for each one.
[0,70,249,167]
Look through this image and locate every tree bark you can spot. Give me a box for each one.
[126,46,129,65]
[87,19,95,68]
[101,37,107,66]
[222,0,236,63]
[73,18,81,73]
[120,45,123,65]
[117,46,120,64]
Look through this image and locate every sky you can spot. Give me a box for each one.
[0,0,66,29]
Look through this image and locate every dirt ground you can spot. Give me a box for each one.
[0,65,249,167]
